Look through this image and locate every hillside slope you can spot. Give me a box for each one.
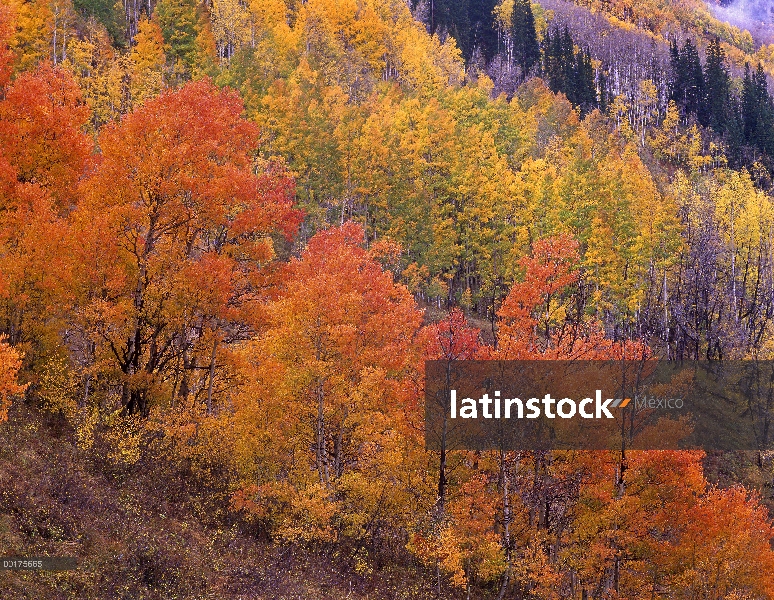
[0,403,442,599]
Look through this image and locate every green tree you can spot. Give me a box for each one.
[155,0,199,76]
[73,0,125,46]
[702,38,730,132]
[742,62,774,156]
[467,0,498,61]
[512,0,539,74]
[431,0,471,60]
[669,38,704,119]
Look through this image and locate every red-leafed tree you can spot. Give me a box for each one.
[414,235,655,592]
[493,234,648,361]
[232,223,425,544]
[0,335,26,422]
[0,63,91,206]
[0,64,90,357]
[0,3,14,88]
[421,307,482,362]
[418,307,482,514]
[71,78,301,416]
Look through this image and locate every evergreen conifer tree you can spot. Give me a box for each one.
[670,39,705,119]
[542,27,596,113]
[512,0,539,75]
[467,0,498,61]
[431,0,472,59]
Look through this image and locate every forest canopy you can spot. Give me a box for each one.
[2,0,774,597]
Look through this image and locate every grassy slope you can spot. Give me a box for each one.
[0,403,442,600]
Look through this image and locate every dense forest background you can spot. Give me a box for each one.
[3,0,774,597]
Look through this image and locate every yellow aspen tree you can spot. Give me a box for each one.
[7,0,51,70]
[65,21,129,129]
[129,18,166,105]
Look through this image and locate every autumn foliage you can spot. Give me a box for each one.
[232,223,424,542]
[0,3,14,88]
[0,336,25,422]
[0,63,91,204]
[2,0,774,598]
[71,78,300,417]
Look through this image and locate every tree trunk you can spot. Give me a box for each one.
[206,337,218,415]
[316,381,329,485]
